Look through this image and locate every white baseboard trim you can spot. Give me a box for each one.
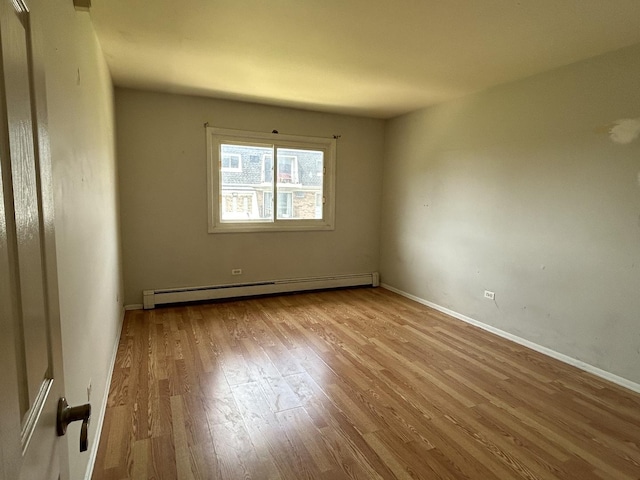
[124,304,143,311]
[84,306,125,480]
[381,283,640,394]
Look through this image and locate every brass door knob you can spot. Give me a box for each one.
[56,397,91,452]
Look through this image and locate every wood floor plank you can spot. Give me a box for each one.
[150,434,177,480]
[276,406,336,473]
[131,439,149,480]
[92,288,640,480]
[170,395,196,480]
[209,420,262,479]
[199,371,243,426]
[230,382,307,479]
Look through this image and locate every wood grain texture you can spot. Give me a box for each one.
[92,288,640,479]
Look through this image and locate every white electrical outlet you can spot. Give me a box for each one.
[484,290,495,300]
[87,380,92,402]
[231,269,242,275]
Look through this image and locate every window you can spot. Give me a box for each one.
[221,153,241,172]
[315,192,323,218]
[262,154,273,183]
[277,192,293,218]
[263,191,273,218]
[277,155,298,184]
[207,127,336,232]
[221,191,259,220]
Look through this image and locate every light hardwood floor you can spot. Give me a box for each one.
[91,287,640,480]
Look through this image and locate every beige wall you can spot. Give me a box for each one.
[381,43,640,385]
[42,2,122,478]
[116,89,385,306]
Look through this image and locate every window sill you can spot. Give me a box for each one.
[208,221,335,234]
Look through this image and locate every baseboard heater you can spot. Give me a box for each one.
[143,272,379,309]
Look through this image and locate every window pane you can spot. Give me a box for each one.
[276,148,323,220]
[220,144,273,222]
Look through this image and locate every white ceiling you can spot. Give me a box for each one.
[90,0,640,119]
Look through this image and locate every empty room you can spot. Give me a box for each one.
[1,1,639,479]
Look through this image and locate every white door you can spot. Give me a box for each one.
[0,0,69,479]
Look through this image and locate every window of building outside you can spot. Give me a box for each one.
[221,153,241,171]
[207,127,336,232]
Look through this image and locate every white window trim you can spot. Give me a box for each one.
[207,127,336,233]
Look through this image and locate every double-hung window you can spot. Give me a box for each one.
[207,127,336,232]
